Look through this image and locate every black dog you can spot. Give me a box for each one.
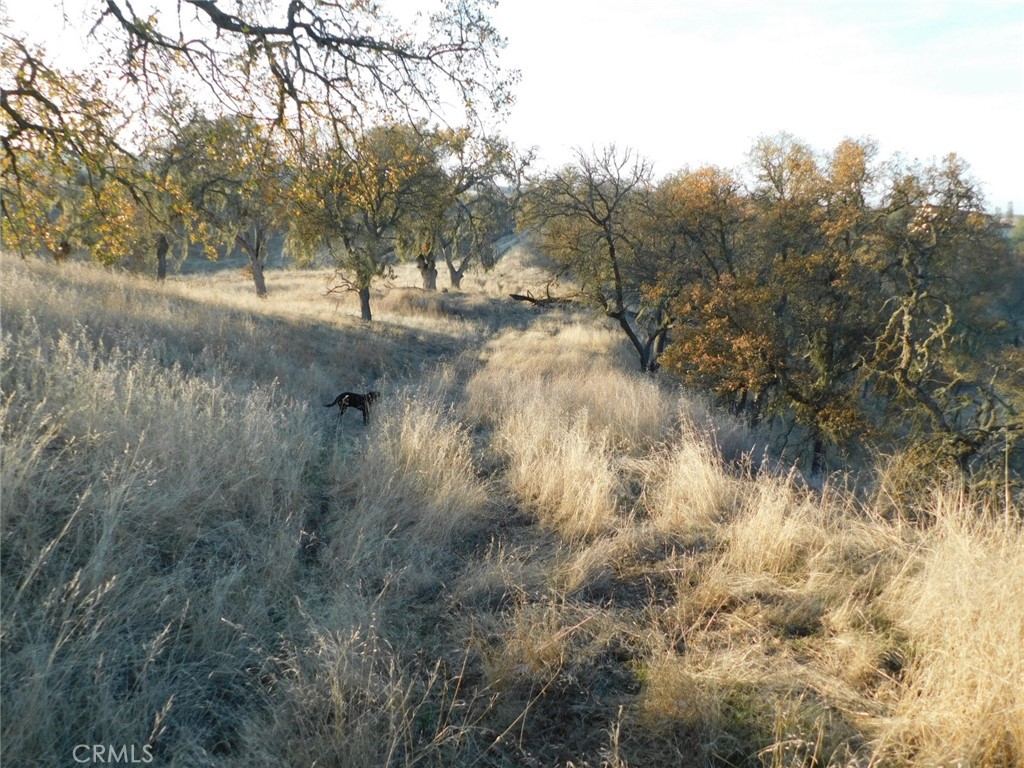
[324,391,380,424]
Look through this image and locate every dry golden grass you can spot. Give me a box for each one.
[877,498,1024,767]
[2,252,1022,767]
[327,387,498,600]
[497,406,625,541]
[645,433,743,534]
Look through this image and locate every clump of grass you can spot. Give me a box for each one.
[675,391,761,467]
[635,639,869,767]
[544,368,673,451]
[378,287,463,320]
[3,323,313,549]
[231,622,482,768]
[452,539,547,612]
[497,406,624,541]
[462,321,682,541]
[464,322,675,451]
[636,648,725,737]
[334,390,494,552]
[473,593,623,709]
[323,386,498,615]
[723,480,830,579]
[644,432,742,535]
[878,494,1024,767]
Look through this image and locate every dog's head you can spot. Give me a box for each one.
[366,391,381,405]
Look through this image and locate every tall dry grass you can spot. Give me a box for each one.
[463,321,671,447]
[877,497,1024,766]
[463,322,678,541]
[3,253,1022,767]
[0,256,468,765]
[1,322,319,765]
[324,383,498,608]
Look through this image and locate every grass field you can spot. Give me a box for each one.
[2,251,1022,767]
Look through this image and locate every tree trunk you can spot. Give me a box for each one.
[358,286,372,321]
[156,234,169,281]
[733,389,749,418]
[640,340,660,374]
[447,262,464,290]
[749,389,767,428]
[250,254,268,298]
[610,311,650,374]
[654,325,669,359]
[641,327,668,374]
[52,240,71,262]
[810,434,826,477]
[239,230,269,297]
[416,254,438,291]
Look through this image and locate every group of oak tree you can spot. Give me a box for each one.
[522,140,1023,481]
[2,1,1022,485]
[2,0,519,317]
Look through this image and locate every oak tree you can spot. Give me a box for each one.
[661,137,883,474]
[92,0,514,130]
[1,35,131,260]
[524,146,669,372]
[4,1,514,279]
[400,131,523,290]
[288,121,447,320]
[168,114,291,296]
[869,153,1022,476]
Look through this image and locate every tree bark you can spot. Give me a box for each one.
[416,253,438,290]
[447,262,464,290]
[610,310,659,374]
[240,230,268,297]
[358,286,372,321]
[810,434,826,477]
[250,254,268,297]
[733,388,749,418]
[640,327,668,374]
[52,240,70,262]
[750,389,768,428]
[156,233,169,281]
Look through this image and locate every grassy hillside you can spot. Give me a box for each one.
[2,253,1022,767]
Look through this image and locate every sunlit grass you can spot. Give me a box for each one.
[2,252,1021,767]
[878,498,1024,766]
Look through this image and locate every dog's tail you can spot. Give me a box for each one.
[323,394,343,408]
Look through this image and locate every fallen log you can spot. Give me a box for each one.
[508,290,574,306]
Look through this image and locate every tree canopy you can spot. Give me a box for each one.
[288,121,448,319]
[92,0,515,129]
[524,138,1022,482]
[2,2,515,281]
[522,145,671,373]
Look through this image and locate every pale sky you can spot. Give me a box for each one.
[5,0,1023,211]
[489,0,1024,212]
